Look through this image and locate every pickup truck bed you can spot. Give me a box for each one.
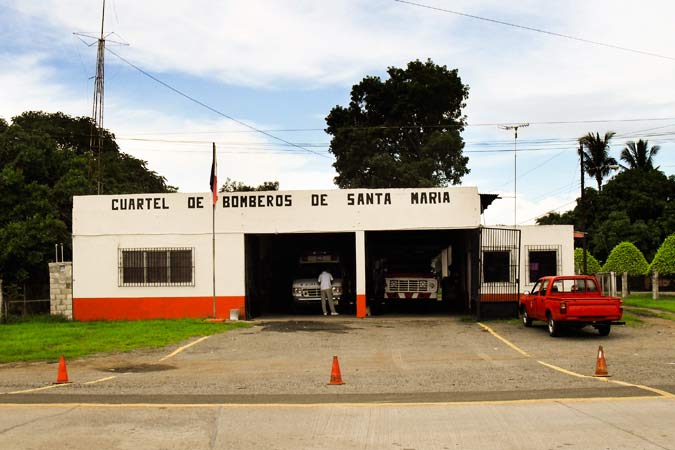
[520,275,623,337]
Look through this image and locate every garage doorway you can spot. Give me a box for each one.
[365,229,477,315]
[244,233,356,318]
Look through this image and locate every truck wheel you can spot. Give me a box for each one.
[521,309,533,327]
[547,316,561,337]
[597,324,611,336]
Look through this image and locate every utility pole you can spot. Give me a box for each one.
[500,123,529,226]
[580,143,587,274]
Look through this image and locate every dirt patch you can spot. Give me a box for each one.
[259,320,357,334]
[105,364,176,373]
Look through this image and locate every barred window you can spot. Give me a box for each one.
[526,245,561,283]
[119,248,195,286]
[483,250,511,283]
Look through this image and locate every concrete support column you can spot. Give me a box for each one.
[652,270,659,300]
[49,262,73,320]
[622,272,628,298]
[0,278,3,320]
[355,230,367,318]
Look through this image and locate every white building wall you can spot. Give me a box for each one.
[519,225,575,291]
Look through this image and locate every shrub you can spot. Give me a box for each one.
[574,248,602,274]
[602,242,649,275]
[650,234,675,275]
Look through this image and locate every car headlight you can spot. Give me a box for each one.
[292,288,302,296]
[428,281,437,291]
[333,286,342,294]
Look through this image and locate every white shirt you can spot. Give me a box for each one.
[318,271,333,290]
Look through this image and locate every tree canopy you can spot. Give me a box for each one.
[219,178,279,192]
[650,234,675,275]
[574,248,602,275]
[0,111,176,287]
[579,131,618,191]
[325,59,470,188]
[538,146,674,263]
[601,241,649,275]
[620,139,660,170]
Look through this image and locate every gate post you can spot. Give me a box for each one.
[49,262,73,320]
[0,278,3,321]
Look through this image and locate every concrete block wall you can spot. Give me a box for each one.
[49,262,73,319]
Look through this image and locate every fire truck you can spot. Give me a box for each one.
[291,252,345,309]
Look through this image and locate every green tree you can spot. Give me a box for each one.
[574,248,602,274]
[536,210,576,226]
[219,178,279,192]
[0,111,176,287]
[326,59,470,188]
[601,242,649,275]
[650,234,675,275]
[620,139,660,170]
[579,131,618,191]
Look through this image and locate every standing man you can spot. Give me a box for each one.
[318,268,339,316]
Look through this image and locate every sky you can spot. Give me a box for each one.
[1,0,674,226]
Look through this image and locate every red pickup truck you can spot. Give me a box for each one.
[519,275,624,337]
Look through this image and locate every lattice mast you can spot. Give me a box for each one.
[90,0,106,195]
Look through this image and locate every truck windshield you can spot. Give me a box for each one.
[297,264,342,279]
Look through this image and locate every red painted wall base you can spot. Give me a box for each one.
[356,294,367,318]
[73,296,246,321]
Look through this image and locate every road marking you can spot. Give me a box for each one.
[478,323,531,357]
[83,376,117,385]
[7,383,71,395]
[158,335,210,362]
[478,322,675,399]
[0,396,669,409]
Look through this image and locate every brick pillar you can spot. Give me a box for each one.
[49,262,73,320]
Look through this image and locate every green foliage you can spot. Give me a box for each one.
[0,317,251,362]
[601,241,649,275]
[579,131,618,191]
[620,139,660,170]
[650,234,675,275]
[219,178,279,192]
[0,111,176,286]
[326,59,470,188]
[536,210,576,225]
[574,248,602,274]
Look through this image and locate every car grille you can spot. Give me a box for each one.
[388,279,429,292]
[304,288,321,297]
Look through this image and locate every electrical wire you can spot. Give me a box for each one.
[393,0,675,62]
[105,47,329,159]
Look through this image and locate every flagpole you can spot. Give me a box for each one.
[211,142,217,318]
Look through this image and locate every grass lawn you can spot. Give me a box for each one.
[0,316,251,363]
[622,293,675,321]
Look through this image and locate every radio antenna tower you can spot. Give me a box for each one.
[74,0,127,194]
[91,0,106,195]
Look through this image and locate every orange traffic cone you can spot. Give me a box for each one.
[327,355,344,385]
[593,345,609,377]
[55,355,70,384]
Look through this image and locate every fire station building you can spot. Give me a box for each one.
[71,187,573,321]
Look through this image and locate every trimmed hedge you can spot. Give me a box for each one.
[574,248,602,274]
[650,234,675,275]
[602,241,649,275]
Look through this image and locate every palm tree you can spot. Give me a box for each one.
[620,139,660,170]
[579,131,618,191]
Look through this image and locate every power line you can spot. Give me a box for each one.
[393,0,675,62]
[105,47,329,159]
[118,116,675,136]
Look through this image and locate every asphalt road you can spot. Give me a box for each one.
[1,315,674,448]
